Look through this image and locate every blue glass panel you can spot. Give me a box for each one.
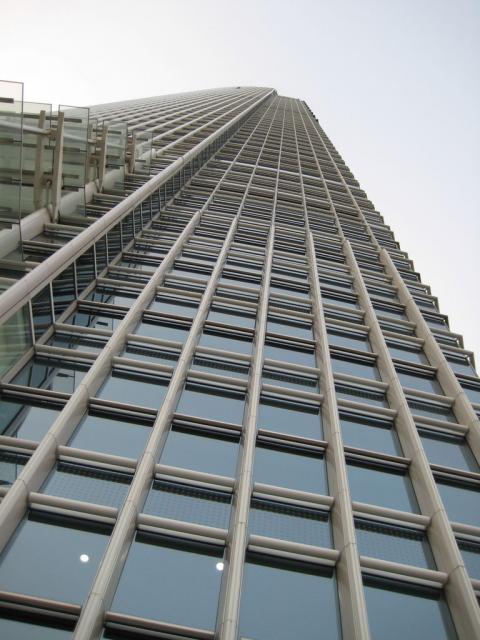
[0,617,71,639]
[13,357,90,394]
[111,533,223,629]
[160,428,238,477]
[0,451,28,485]
[176,383,245,425]
[254,446,328,494]
[0,512,110,604]
[458,538,480,579]
[331,355,380,381]
[239,557,341,640]
[347,462,419,513]
[69,413,151,459]
[364,578,457,640]
[418,428,479,473]
[437,479,480,527]
[264,342,316,367]
[0,399,60,440]
[258,398,323,440]
[96,371,169,409]
[340,413,401,456]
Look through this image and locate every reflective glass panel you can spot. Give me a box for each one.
[331,355,380,381]
[340,413,401,456]
[364,577,457,640]
[457,538,480,579]
[0,451,28,485]
[69,413,151,458]
[264,342,316,367]
[239,557,341,640]
[418,428,479,473]
[0,512,110,604]
[176,383,245,425]
[254,446,328,494]
[258,398,323,440]
[0,616,71,639]
[436,479,480,527]
[13,357,90,394]
[347,462,419,513]
[111,532,223,629]
[160,427,238,477]
[0,399,60,440]
[96,371,169,409]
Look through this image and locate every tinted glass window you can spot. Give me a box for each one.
[407,399,456,423]
[111,533,223,629]
[418,428,479,473]
[267,318,313,341]
[328,329,371,352]
[336,383,388,408]
[135,320,190,343]
[160,428,238,477]
[0,512,110,604]
[388,345,428,365]
[347,462,419,513]
[13,357,89,394]
[264,342,316,367]
[457,538,480,579]
[249,499,332,547]
[254,446,328,494]
[66,310,124,331]
[0,616,71,639]
[258,398,323,440]
[42,462,130,508]
[340,414,401,456]
[436,479,480,527]
[69,413,151,458]
[0,452,29,485]
[149,297,198,318]
[239,557,341,640]
[96,371,169,410]
[355,518,435,569]
[192,355,250,379]
[176,383,245,425]
[87,287,137,308]
[397,370,443,395]
[0,399,60,440]
[143,480,231,528]
[122,344,179,367]
[331,355,380,381]
[207,306,255,329]
[199,330,252,355]
[364,578,457,640]
[461,382,480,404]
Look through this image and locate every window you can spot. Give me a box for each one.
[327,328,371,352]
[96,370,169,410]
[445,355,477,377]
[396,369,444,395]
[13,357,90,394]
[364,577,457,640]
[0,615,72,638]
[135,319,190,343]
[258,397,323,440]
[340,413,401,456]
[42,462,131,508]
[254,444,328,494]
[199,329,253,355]
[207,304,256,329]
[111,532,223,630]
[262,367,318,392]
[407,399,456,423]
[436,478,480,527]
[239,556,341,640]
[267,317,313,341]
[87,286,138,308]
[460,381,480,405]
[355,518,435,569]
[69,413,151,459]
[418,427,479,473]
[264,341,316,367]
[122,343,180,367]
[0,399,61,440]
[388,343,428,365]
[347,461,419,513]
[191,355,250,379]
[149,296,199,318]
[250,498,332,547]
[0,451,29,485]
[331,354,380,381]
[66,308,124,331]
[457,538,480,579]
[176,382,245,425]
[160,427,238,477]
[336,382,388,408]
[0,512,110,604]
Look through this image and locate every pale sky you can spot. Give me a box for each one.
[3,0,479,362]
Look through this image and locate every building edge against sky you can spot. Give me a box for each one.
[0,83,478,639]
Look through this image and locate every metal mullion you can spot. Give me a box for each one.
[290,99,371,639]
[343,240,480,639]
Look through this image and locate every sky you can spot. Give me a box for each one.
[3,0,480,361]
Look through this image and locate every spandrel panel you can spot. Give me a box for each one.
[111,532,223,630]
[42,462,131,508]
[0,512,110,604]
[355,518,435,569]
[69,413,152,458]
[143,480,231,528]
[239,558,341,640]
[160,427,238,477]
[249,499,332,547]
[0,399,60,440]
[363,578,457,640]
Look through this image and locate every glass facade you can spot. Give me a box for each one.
[0,85,477,639]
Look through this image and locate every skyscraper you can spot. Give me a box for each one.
[0,83,478,639]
